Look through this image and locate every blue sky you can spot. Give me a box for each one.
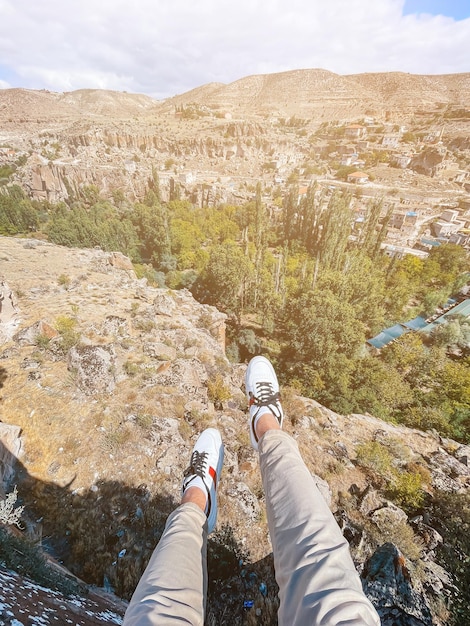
[0,1,469,99]
[403,0,470,21]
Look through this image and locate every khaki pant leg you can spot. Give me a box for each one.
[259,430,380,626]
[123,502,207,626]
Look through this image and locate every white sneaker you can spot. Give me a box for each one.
[182,428,224,534]
[245,356,284,450]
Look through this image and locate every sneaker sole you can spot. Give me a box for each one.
[206,429,224,533]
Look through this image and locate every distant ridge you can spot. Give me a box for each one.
[165,69,470,118]
[60,89,160,116]
[0,87,162,121]
[1,69,469,122]
[346,71,470,106]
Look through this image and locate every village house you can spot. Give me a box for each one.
[449,231,470,247]
[356,140,369,151]
[431,206,466,238]
[124,160,137,174]
[381,243,429,260]
[432,220,465,238]
[389,210,419,232]
[341,153,359,166]
[440,208,460,223]
[0,148,17,164]
[179,171,195,185]
[347,171,369,184]
[338,145,356,155]
[382,134,401,148]
[392,153,413,169]
[345,124,366,139]
[453,170,470,185]
[423,128,444,144]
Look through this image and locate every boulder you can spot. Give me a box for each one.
[420,560,453,595]
[410,518,443,552]
[335,510,365,548]
[0,423,22,493]
[362,543,433,625]
[107,252,134,272]
[100,316,128,337]
[227,482,260,522]
[144,342,177,361]
[155,358,208,404]
[454,444,470,467]
[372,503,408,530]
[68,344,116,395]
[0,280,20,344]
[14,320,58,345]
[153,292,177,317]
[359,487,385,516]
[428,449,470,492]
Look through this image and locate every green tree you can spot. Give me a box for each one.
[192,243,253,321]
[350,357,413,420]
[0,186,39,234]
[131,200,172,269]
[425,243,469,290]
[433,360,470,441]
[317,251,386,332]
[281,185,299,245]
[280,289,365,411]
[421,289,450,317]
[314,191,353,273]
[252,183,268,309]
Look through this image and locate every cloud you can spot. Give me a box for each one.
[0,0,469,98]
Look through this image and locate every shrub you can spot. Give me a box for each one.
[388,471,424,510]
[57,273,71,288]
[207,374,231,409]
[123,360,140,377]
[101,425,132,453]
[133,318,155,332]
[136,413,154,430]
[133,263,165,287]
[55,315,76,334]
[0,527,82,596]
[355,441,394,478]
[55,315,80,351]
[35,333,51,350]
[225,342,240,363]
[0,486,24,526]
[367,518,423,561]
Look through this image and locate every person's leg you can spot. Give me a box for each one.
[246,357,380,626]
[123,428,224,626]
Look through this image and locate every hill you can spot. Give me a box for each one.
[0,87,162,123]
[1,69,469,124]
[166,69,470,118]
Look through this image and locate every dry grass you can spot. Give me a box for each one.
[282,386,307,425]
[366,517,424,562]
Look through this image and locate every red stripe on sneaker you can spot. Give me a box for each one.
[209,465,217,487]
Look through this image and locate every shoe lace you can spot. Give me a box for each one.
[184,450,208,481]
[249,381,281,418]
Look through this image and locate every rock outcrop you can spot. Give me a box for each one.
[0,281,20,344]
[362,543,433,626]
[0,423,22,495]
